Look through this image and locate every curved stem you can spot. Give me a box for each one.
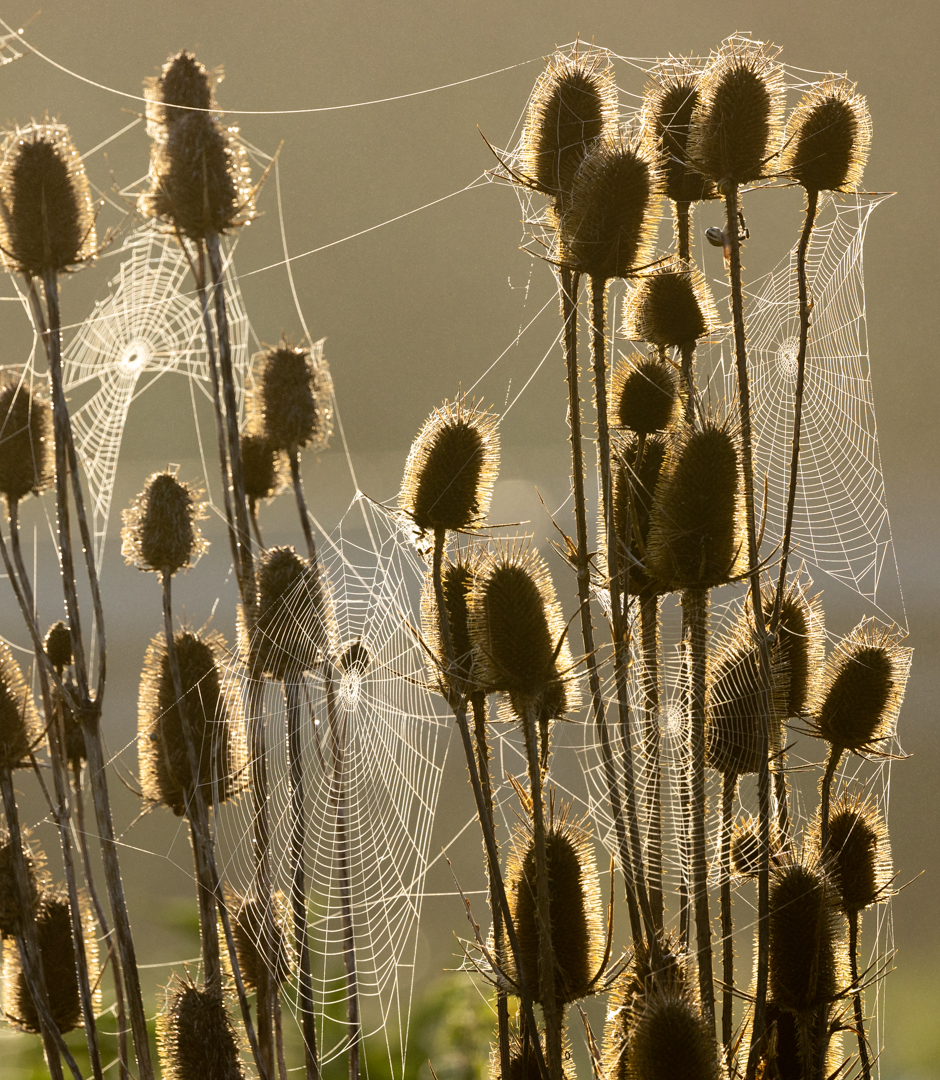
[720,771,737,1063]
[849,909,872,1080]
[289,449,318,564]
[820,745,841,856]
[249,496,266,551]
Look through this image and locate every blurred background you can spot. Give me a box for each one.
[0,1,936,1077]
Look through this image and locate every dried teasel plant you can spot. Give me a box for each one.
[157,976,245,1080]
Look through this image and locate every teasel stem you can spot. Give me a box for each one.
[682,587,714,1024]
[720,771,736,1064]
[820,745,841,856]
[675,204,700,418]
[249,496,266,551]
[589,274,657,951]
[722,181,774,1080]
[849,909,872,1080]
[274,990,289,1080]
[771,188,819,634]
[675,201,691,262]
[678,608,692,948]
[431,527,550,1080]
[289,449,318,564]
[472,689,510,1079]
[284,678,321,1080]
[560,266,643,947]
[775,769,792,849]
[639,589,664,932]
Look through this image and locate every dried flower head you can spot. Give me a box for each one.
[646,416,743,591]
[157,977,244,1080]
[400,397,499,535]
[146,51,215,136]
[0,829,43,936]
[240,431,283,503]
[0,372,53,506]
[781,75,871,193]
[690,36,786,186]
[824,792,892,913]
[138,629,246,816]
[251,339,333,455]
[752,578,826,717]
[0,120,96,277]
[43,620,72,673]
[810,619,911,754]
[623,261,722,349]
[521,48,618,206]
[421,550,480,694]
[0,641,41,771]
[561,135,662,281]
[228,889,293,992]
[122,471,208,576]
[252,546,332,680]
[610,355,678,436]
[607,434,668,596]
[619,986,721,1080]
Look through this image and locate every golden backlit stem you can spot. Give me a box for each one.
[720,771,737,1063]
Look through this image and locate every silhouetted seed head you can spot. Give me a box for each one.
[611,354,678,436]
[623,261,721,349]
[730,815,775,878]
[44,621,72,673]
[228,890,293,991]
[824,793,892,913]
[240,431,283,503]
[148,51,215,131]
[122,471,208,576]
[607,434,667,596]
[646,417,743,591]
[501,671,581,729]
[752,579,825,717]
[251,340,333,455]
[470,544,567,701]
[421,552,479,693]
[782,76,871,193]
[522,49,618,206]
[3,890,97,1034]
[768,855,845,1014]
[690,36,786,185]
[138,630,245,816]
[0,372,53,506]
[0,121,96,277]
[0,829,42,936]
[622,987,721,1080]
[811,619,911,753]
[158,977,244,1080]
[0,642,41,771]
[641,62,716,204]
[561,136,662,281]
[400,398,499,535]
[503,806,604,1006]
[490,1025,576,1080]
[252,546,332,680]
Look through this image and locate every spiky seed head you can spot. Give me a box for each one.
[607,434,667,597]
[44,621,72,673]
[0,121,96,277]
[646,417,743,591]
[0,372,53,506]
[400,398,500,535]
[811,619,911,753]
[490,1025,576,1080]
[228,890,293,991]
[611,355,678,436]
[251,340,333,455]
[252,546,332,680]
[781,76,871,193]
[240,431,282,503]
[0,830,42,936]
[138,630,245,816]
[768,855,845,1014]
[0,642,41,771]
[641,62,716,204]
[421,552,479,694]
[522,50,618,205]
[3,890,98,1034]
[470,544,567,701]
[623,261,722,349]
[690,36,786,186]
[502,806,605,1007]
[730,815,772,878]
[561,136,662,281]
[824,793,892,913]
[157,977,244,1080]
[622,987,722,1080]
[752,579,826,717]
[61,693,87,768]
[150,52,214,127]
[122,471,208,576]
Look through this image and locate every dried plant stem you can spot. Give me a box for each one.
[284,678,321,1080]
[849,909,872,1080]
[720,771,737,1062]
[675,201,691,262]
[275,990,289,1080]
[820,745,841,856]
[289,449,318,564]
[775,770,792,848]
[639,590,664,931]
[249,497,266,551]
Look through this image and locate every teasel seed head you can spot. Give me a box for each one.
[768,853,846,1014]
[43,621,72,674]
[3,889,98,1034]
[252,546,333,680]
[640,61,716,204]
[0,829,43,936]
[823,792,892,913]
[502,804,605,1007]
[421,550,480,694]
[400,397,499,536]
[147,51,215,133]
[490,1023,576,1080]
[606,433,668,596]
[610,354,678,436]
[470,542,569,702]
[0,372,53,506]
[561,134,662,281]
[731,814,778,878]
[157,977,244,1080]
[0,641,41,771]
[620,987,721,1080]
[122,471,208,577]
[645,415,743,591]
[251,339,333,455]
[240,431,283,503]
[0,120,97,277]
[781,75,871,193]
[228,889,293,991]
[690,36,786,186]
[522,49,618,207]
[622,260,722,349]
[138,629,246,817]
[752,578,825,717]
[810,619,911,754]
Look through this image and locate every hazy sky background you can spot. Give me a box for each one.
[0,1,937,1076]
